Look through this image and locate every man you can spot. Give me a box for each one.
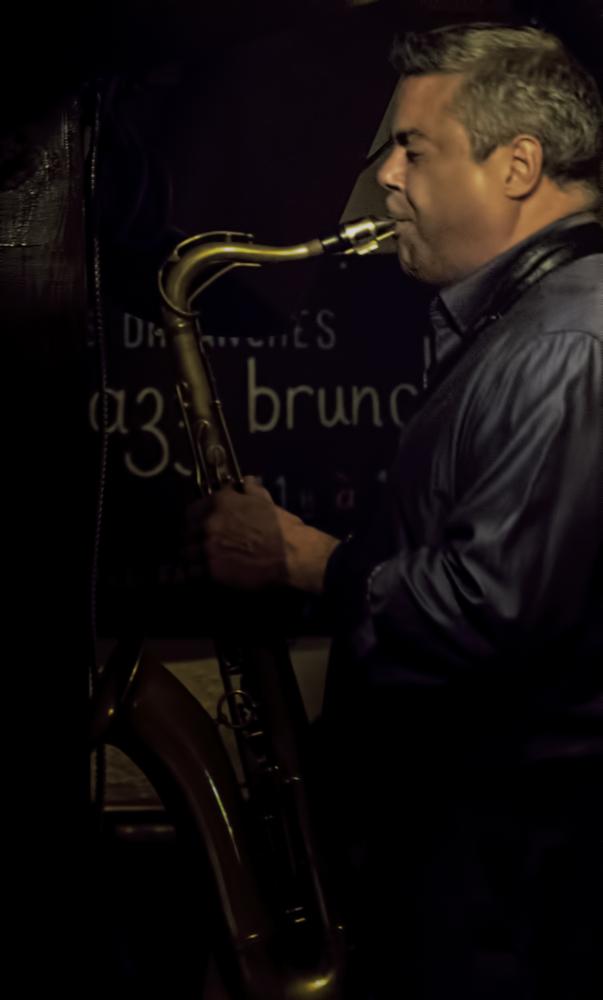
[188,24,602,999]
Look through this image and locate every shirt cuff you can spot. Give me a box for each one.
[323,533,385,631]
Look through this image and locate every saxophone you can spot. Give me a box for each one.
[91,217,394,999]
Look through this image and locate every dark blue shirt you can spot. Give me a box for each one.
[324,212,603,764]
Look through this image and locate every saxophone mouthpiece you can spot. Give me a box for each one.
[320,216,395,256]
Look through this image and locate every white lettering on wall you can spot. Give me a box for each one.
[351,385,383,427]
[248,357,281,432]
[88,365,418,478]
[123,312,166,349]
[89,388,129,434]
[124,387,170,478]
[120,309,337,350]
[389,382,418,428]
[317,386,350,428]
[247,357,418,433]
[316,309,336,349]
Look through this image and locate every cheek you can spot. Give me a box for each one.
[466,163,502,208]
[409,167,464,223]
[443,170,497,229]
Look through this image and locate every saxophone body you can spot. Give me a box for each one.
[91,217,394,998]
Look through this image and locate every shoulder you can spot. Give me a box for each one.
[458,325,602,466]
[507,251,602,342]
[472,248,602,393]
[449,250,602,470]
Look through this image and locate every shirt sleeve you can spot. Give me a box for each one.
[323,330,603,676]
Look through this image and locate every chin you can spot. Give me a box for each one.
[398,244,419,278]
[397,239,439,285]
[399,253,442,286]
[401,242,468,285]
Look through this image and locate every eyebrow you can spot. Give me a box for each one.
[393,128,430,146]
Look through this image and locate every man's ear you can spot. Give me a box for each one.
[504,134,544,199]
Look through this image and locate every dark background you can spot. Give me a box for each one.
[2,0,601,989]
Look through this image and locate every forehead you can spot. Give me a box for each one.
[391,73,466,140]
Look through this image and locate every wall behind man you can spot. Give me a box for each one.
[81,0,603,641]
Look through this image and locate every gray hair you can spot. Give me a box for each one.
[391,24,603,197]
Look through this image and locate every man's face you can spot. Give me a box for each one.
[378,73,513,286]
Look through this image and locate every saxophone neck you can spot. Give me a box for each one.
[159,216,395,319]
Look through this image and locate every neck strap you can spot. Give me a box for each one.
[473,221,603,335]
[420,222,602,408]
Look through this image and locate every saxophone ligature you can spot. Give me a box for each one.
[91,216,394,999]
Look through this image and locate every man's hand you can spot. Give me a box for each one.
[185,478,340,594]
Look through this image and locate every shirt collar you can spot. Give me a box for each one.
[431,211,598,340]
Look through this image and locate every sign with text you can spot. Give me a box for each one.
[89,252,432,635]
[86,13,434,635]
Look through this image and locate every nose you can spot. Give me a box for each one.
[377,146,406,193]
